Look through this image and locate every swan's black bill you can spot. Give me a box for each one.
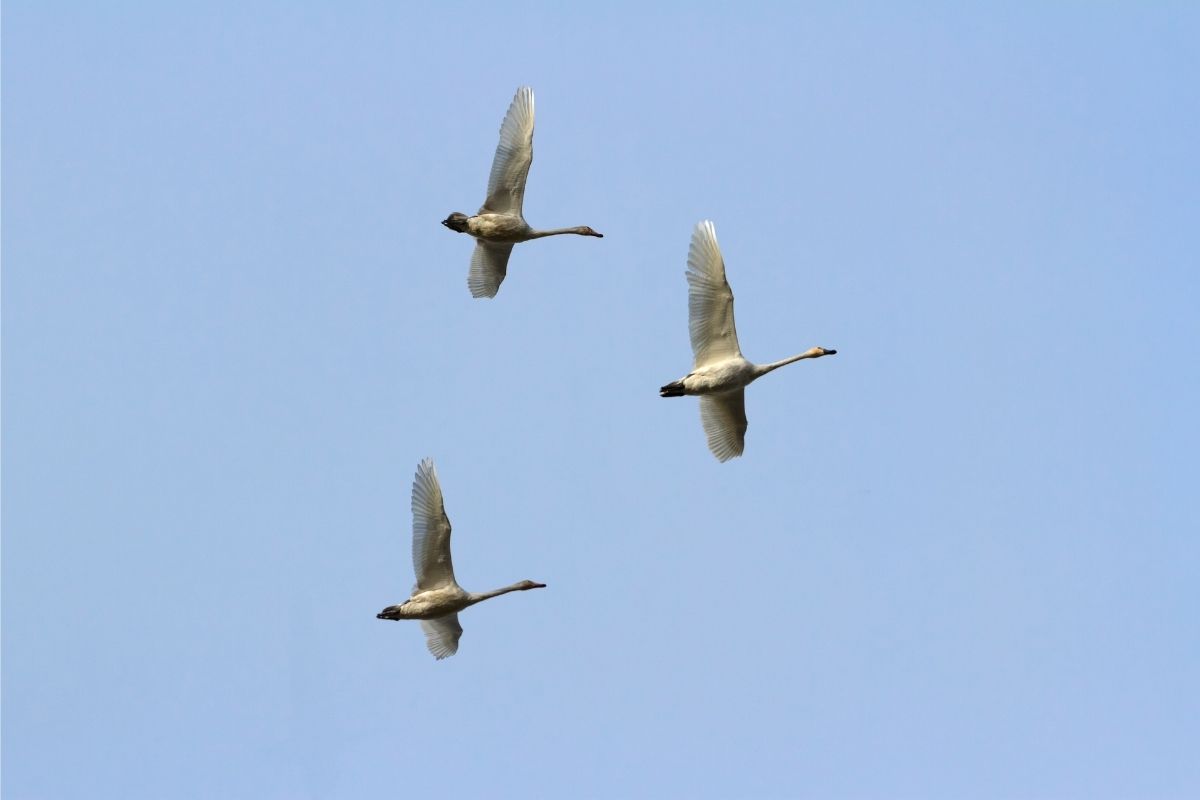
[823,348,837,355]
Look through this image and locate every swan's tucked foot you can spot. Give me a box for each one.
[376,605,404,620]
[660,380,686,397]
[441,213,470,233]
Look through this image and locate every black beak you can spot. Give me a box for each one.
[824,348,837,355]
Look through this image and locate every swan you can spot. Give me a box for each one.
[376,458,546,659]
[441,86,603,299]
[659,221,837,462]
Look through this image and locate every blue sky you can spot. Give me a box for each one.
[4,3,1198,798]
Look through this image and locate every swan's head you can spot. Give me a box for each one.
[578,226,603,238]
[807,346,837,358]
[441,212,470,233]
[517,580,547,590]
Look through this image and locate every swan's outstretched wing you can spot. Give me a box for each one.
[468,241,515,299]
[480,86,534,216]
[700,390,747,462]
[420,614,463,660]
[411,458,457,590]
[686,220,742,368]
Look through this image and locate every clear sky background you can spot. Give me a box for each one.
[4,3,1198,798]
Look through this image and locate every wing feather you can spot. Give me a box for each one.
[700,390,747,462]
[468,241,515,299]
[411,458,456,590]
[686,220,742,368]
[420,614,463,660]
[480,87,534,215]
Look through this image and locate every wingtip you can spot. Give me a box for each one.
[467,277,500,299]
[711,446,744,463]
[691,220,719,250]
[513,86,534,108]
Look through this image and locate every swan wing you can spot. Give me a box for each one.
[686,220,742,368]
[420,614,463,660]
[468,241,515,299]
[700,390,747,462]
[480,86,534,216]
[411,458,457,590]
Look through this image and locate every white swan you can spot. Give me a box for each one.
[442,86,603,299]
[377,458,546,659]
[660,221,837,462]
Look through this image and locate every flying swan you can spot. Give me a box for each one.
[660,221,837,462]
[441,86,603,298]
[377,458,546,659]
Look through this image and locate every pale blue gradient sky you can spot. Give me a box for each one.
[4,3,1198,798]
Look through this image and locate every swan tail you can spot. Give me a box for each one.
[659,381,686,397]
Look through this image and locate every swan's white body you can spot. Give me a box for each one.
[376,458,545,660]
[442,87,602,299]
[462,213,538,242]
[660,221,837,462]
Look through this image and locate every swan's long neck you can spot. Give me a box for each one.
[527,226,593,238]
[466,582,535,605]
[754,349,826,377]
